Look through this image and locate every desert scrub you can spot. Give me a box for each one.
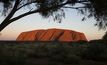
[0,45,28,65]
[81,43,107,61]
[28,46,48,58]
[63,54,81,65]
[0,41,107,65]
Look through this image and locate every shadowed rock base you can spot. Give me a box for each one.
[16,28,87,42]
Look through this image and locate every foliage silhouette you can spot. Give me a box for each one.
[0,41,107,65]
[0,0,107,31]
[102,32,107,40]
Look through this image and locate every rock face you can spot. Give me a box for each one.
[16,28,87,42]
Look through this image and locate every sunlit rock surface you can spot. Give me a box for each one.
[16,28,87,42]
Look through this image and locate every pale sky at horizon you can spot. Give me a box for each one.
[0,9,106,41]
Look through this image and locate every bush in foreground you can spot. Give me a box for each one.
[0,41,107,65]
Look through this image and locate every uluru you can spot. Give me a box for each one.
[16,28,87,42]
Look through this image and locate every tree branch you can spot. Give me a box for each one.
[10,2,69,22]
[10,9,39,22]
[17,1,37,11]
[77,1,89,3]
[0,0,20,31]
[63,6,86,9]
[3,0,20,21]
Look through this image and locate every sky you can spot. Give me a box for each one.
[0,8,106,41]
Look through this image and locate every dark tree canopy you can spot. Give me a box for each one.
[102,31,107,40]
[0,0,107,31]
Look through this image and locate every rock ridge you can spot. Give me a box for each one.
[16,28,87,42]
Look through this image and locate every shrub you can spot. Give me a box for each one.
[102,32,107,40]
[0,41,107,65]
[0,46,27,65]
[81,43,107,61]
[63,54,81,65]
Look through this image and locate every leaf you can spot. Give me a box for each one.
[82,17,86,21]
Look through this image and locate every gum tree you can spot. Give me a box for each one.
[0,0,107,31]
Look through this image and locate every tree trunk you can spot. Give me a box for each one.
[0,20,11,31]
[0,0,20,32]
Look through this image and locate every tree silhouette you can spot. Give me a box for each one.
[0,0,107,31]
[102,32,107,40]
